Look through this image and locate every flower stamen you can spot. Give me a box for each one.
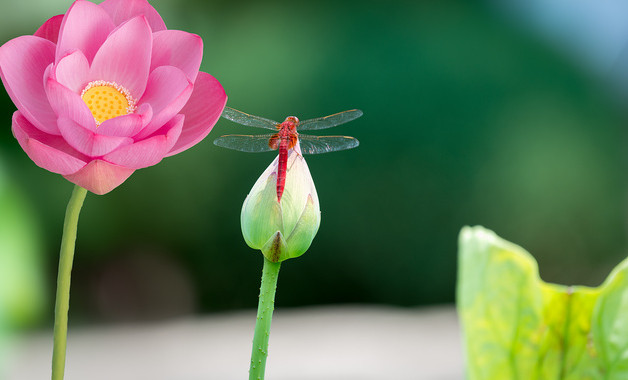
[80,81,137,126]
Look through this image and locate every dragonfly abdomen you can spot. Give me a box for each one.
[276,139,289,202]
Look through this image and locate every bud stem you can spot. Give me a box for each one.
[249,257,281,380]
[52,185,87,380]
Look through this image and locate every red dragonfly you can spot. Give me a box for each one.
[214,106,362,202]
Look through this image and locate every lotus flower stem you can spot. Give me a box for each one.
[249,257,281,380]
[51,185,87,380]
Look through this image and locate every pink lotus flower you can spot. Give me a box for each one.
[0,0,227,194]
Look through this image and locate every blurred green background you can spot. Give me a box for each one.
[0,0,627,327]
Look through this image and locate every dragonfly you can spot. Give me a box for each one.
[214,106,362,202]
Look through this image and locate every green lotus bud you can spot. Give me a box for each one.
[241,144,321,262]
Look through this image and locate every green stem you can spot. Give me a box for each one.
[249,257,281,380]
[51,185,88,380]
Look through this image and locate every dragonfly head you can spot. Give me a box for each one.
[282,116,299,130]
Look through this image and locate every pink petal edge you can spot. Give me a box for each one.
[0,36,59,135]
[12,112,87,175]
[58,117,133,157]
[151,30,203,82]
[63,159,135,195]
[104,114,184,169]
[45,76,97,131]
[98,103,153,137]
[99,0,167,32]
[53,50,90,94]
[167,72,227,156]
[34,14,64,44]
[88,15,152,99]
[55,0,115,63]
[135,66,192,139]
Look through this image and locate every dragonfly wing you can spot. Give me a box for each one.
[221,107,279,130]
[298,109,363,131]
[214,134,277,153]
[298,135,360,154]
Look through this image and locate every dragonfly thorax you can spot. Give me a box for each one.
[280,116,299,130]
